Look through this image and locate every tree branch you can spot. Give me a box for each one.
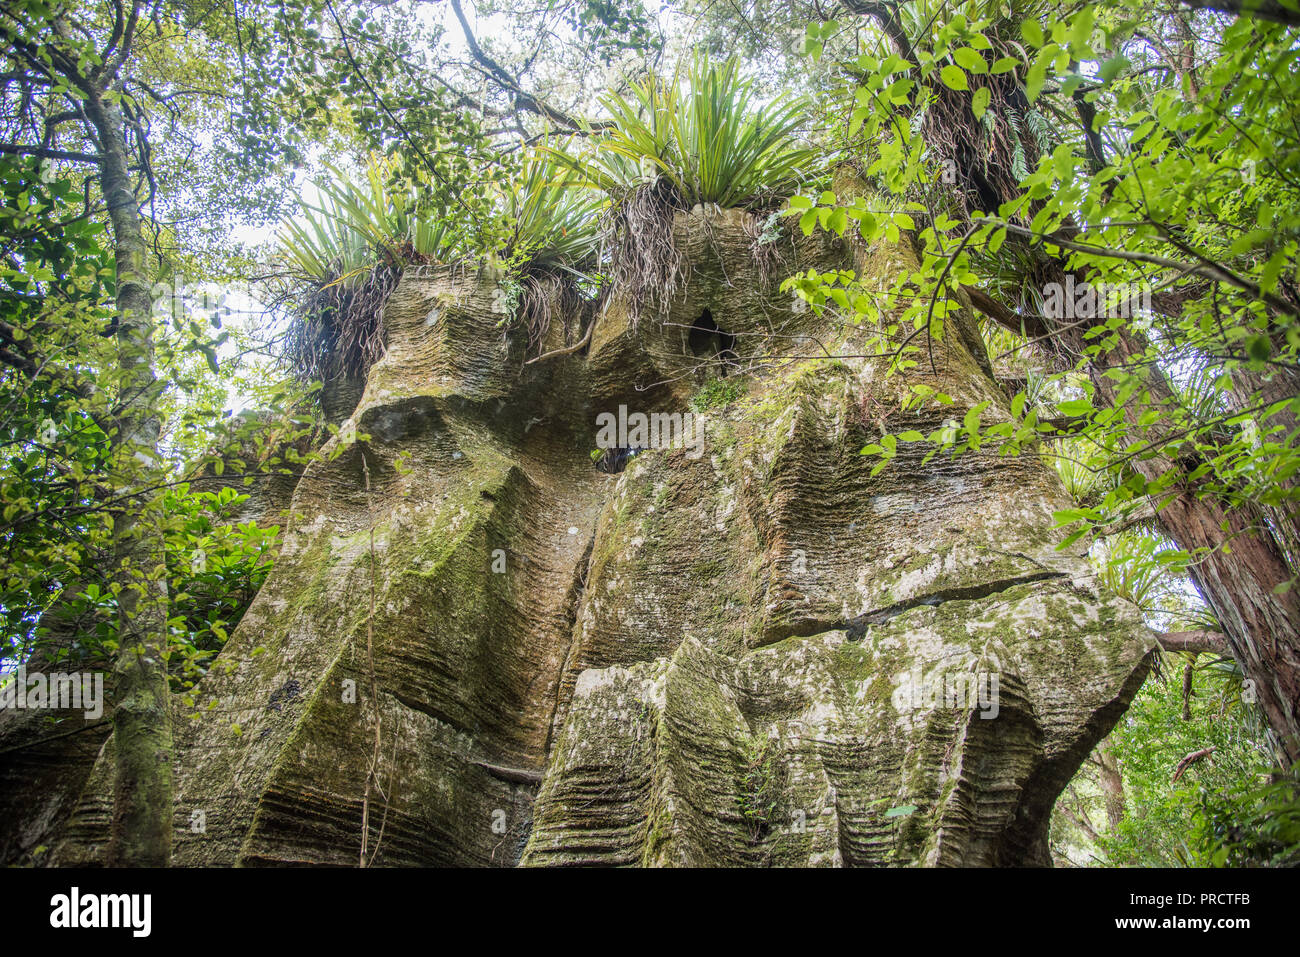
[524,316,595,364]
[0,143,102,164]
[1158,629,1228,655]
[448,0,588,131]
[839,0,918,65]
[973,218,1297,317]
[1171,746,1216,783]
[1178,0,1300,28]
[960,283,1053,342]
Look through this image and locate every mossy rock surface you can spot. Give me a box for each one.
[47,212,1152,867]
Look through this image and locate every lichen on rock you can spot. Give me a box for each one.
[44,210,1152,868]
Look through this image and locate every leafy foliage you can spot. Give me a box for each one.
[690,376,745,412]
[1054,658,1290,867]
[0,154,309,707]
[781,1,1300,863]
[279,153,465,285]
[546,53,819,209]
[503,152,602,276]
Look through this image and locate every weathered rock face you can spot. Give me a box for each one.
[45,209,1152,867]
[0,691,108,867]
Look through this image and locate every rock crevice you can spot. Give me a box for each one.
[36,211,1152,867]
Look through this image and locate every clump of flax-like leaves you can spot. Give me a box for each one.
[276,153,458,386]
[501,152,602,356]
[543,53,817,325]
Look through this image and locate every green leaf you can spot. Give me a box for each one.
[1099,54,1130,83]
[940,65,969,91]
[1053,508,1093,525]
[1056,528,1089,550]
[953,48,988,74]
[1057,399,1093,416]
[1068,7,1096,53]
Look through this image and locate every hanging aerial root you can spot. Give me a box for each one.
[282,259,405,388]
[744,206,789,292]
[516,272,593,358]
[603,179,685,326]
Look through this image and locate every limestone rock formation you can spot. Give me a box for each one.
[42,208,1153,867]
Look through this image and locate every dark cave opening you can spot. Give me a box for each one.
[594,446,643,474]
[687,308,738,375]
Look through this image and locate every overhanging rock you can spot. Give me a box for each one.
[51,213,1153,867]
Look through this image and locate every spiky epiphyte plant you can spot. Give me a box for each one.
[277,154,461,386]
[544,53,818,322]
[499,153,604,356]
[504,152,602,276]
[550,54,817,208]
[280,153,459,284]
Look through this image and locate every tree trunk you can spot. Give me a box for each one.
[1085,331,1300,764]
[1096,737,1125,834]
[85,91,173,867]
